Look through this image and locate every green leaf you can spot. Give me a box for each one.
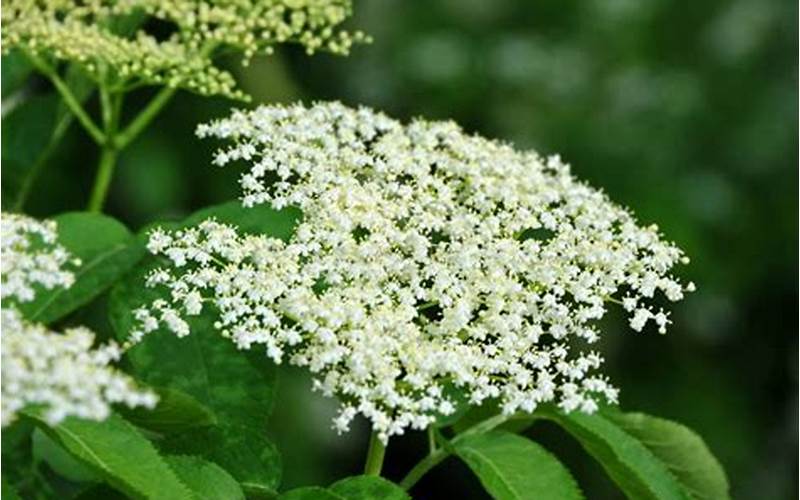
[280,487,342,500]
[165,455,245,500]
[1,419,34,491]
[279,477,408,500]
[329,475,410,500]
[1,94,58,208]
[1,49,33,96]
[32,428,98,483]
[17,212,145,324]
[118,387,217,434]
[163,425,282,497]
[183,200,301,240]
[109,275,282,493]
[109,259,276,425]
[454,431,583,500]
[540,408,690,500]
[605,412,730,500]
[107,201,296,492]
[25,412,193,500]
[1,477,22,500]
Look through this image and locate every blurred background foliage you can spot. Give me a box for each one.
[7,0,797,498]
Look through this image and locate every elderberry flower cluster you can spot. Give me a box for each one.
[1,213,156,427]
[135,102,693,442]
[2,0,366,100]
[1,213,77,303]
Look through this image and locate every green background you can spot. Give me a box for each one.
[10,0,797,498]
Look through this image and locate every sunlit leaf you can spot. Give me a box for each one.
[454,431,583,500]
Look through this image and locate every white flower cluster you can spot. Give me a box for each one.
[137,102,693,442]
[1,213,77,303]
[1,308,158,426]
[1,213,157,427]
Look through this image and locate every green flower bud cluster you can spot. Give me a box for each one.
[2,0,367,100]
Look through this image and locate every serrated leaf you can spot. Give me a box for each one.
[25,412,193,500]
[166,455,245,500]
[108,201,296,493]
[540,408,690,500]
[280,487,343,500]
[118,387,217,434]
[454,431,583,500]
[605,412,730,500]
[18,212,145,324]
[32,428,98,483]
[329,475,410,500]
[110,276,281,492]
[163,424,282,497]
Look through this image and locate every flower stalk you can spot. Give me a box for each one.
[87,144,119,212]
[363,431,387,476]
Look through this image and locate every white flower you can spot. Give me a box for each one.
[134,102,693,442]
[1,309,157,427]
[1,212,156,426]
[1,213,78,303]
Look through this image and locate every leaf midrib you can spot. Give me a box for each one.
[460,445,523,500]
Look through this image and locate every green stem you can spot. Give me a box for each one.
[363,431,387,476]
[115,42,217,149]
[24,51,105,144]
[100,81,114,130]
[399,413,520,491]
[427,426,437,454]
[115,86,176,149]
[86,86,123,212]
[87,145,119,212]
[399,447,448,490]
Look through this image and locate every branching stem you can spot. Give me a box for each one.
[400,413,522,491]
[115,86,176,149]
[25,52,105,144]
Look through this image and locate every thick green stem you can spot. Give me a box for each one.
[427,426,437,454]
[87,145,119,212]
[363,431,387,476]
